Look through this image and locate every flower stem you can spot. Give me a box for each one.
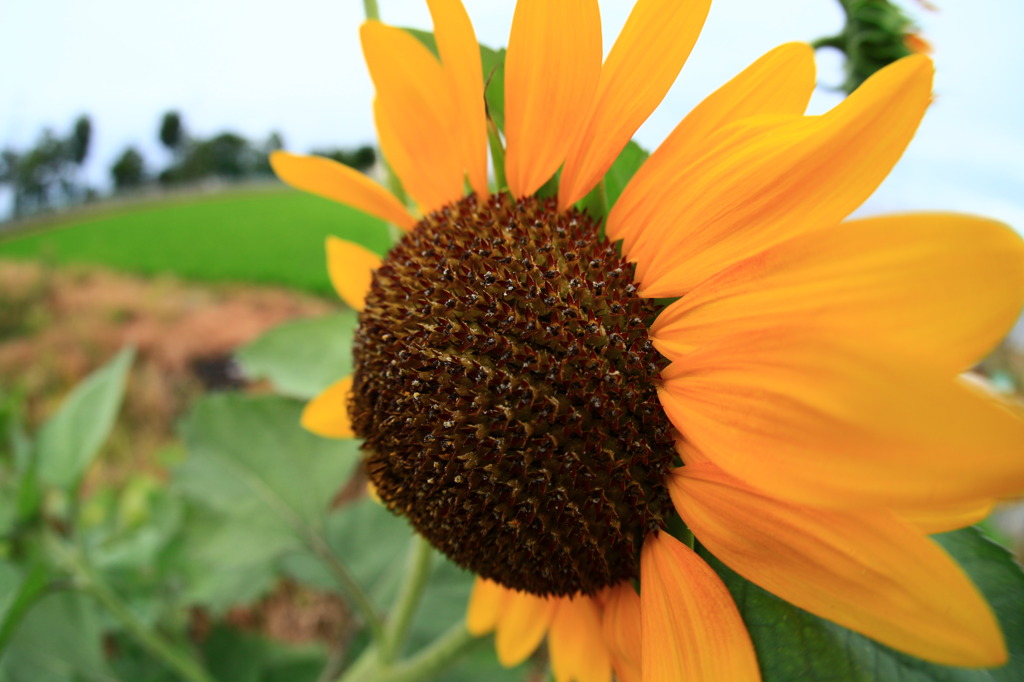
[307,533,387,645]
[486,118,507,193]
[363,0,380,21]
[380,535,434,664]
[84,577,216,682]
[50,540,215,682]
[375,620,482,682]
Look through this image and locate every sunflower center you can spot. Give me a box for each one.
[351,193,677,596]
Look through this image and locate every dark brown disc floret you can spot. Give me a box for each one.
[350,193,678,596]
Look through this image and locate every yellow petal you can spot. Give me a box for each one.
[361,21,464,213]
[658,331,1024,510]
[428,0,489,198]
[548,594,612,682]
[558,0,712,208]
[495,589,555,667]
[269,151,414,230]
[651,213,1024,372]
[608,42,815,243]
[504,0,601,198]
[899,498,995,534]
[326,236,381,311]
[671,464,1007,666]
[300,377,354,438]
[640,532,761,682]
[366,480,383,506]
[626,55,933,297]
[601,582,641,682]
[467,577,506,635]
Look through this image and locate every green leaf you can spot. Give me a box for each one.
[200,626,325,682]
[702,526,1024,681]
[0,592,112,682]
[0,562,50,653]
[36,347,134,492]
[403,28,438,56]
[281,498,411,608]
[480,46,507,134]
[175,394,361,611]
[603,141,649,210]
[235,312,357,400]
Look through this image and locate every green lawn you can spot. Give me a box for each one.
[0,187,392,296]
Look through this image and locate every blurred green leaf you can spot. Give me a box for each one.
[200,626,326,682]
[282,498,411,608]
[36,347,134,492]
[236,312,357,401]
[83,480,188,626]
[175,394,361,612]
[0,592,111,682]
[0,562,50,653]
[441,644,530,682]
[703,526,1024,681]
[604,141,648,211]
[480,46,507,134]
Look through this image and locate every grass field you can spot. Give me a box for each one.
[0,186,392,296]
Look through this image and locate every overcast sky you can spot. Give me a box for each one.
[2,0,1022,229]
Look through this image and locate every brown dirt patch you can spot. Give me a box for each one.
[0,258,335,484]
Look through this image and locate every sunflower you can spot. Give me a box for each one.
[271,0,1024,680]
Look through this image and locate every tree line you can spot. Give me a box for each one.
[0,111,376,221]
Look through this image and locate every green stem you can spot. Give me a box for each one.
[49,539,214,682]
[376,621,482,682]
[363,0,380,21]
[85,579,215,682]
[337,621,481,682]
[486,118,507,193]
[380,536,434,664]
[307,534,387,645]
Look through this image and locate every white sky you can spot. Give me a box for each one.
[1,0,1022,229]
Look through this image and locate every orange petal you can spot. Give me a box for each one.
[548,594,612,682]
[658,331,1024,510]
[608,42,815,245]
[361,21,464,213]
[627,55,934,296]
[671,463,1007,666]
[428,0,489,198]
[495,589,556,667]
[899,498,995,534]
[640,532,761,682]
[650,213,1024,372]
[300,376,354,438]
[326,236,381,311]
[467,577,506,635]
[269,151,414,230]
[503,0,601,198]
[601,582,641,682]
[558,0,712,208]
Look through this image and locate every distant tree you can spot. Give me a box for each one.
[65,114,93,201]
[180,132,255,180]
[310,145,377,173]
[253,131,285,175]
[159,111,185,157]
[350,145,376,172]
[111,146,146,191]
[70,115,92,166]
[12,130,67,217]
